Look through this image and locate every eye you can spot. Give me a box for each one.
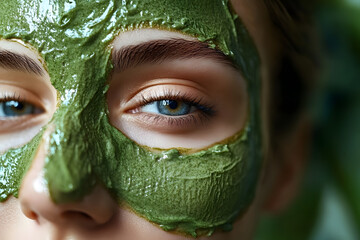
[0,99,44,118]
[139,100,197,116]
[126,89,216,128]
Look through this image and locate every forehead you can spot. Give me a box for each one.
[0,0,236,53]
[0,0,259,89]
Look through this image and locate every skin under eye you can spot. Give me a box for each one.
[0,99,44,118]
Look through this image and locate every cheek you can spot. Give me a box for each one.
[91,124,260,237]
[0,197,22,239]
[0,130,44,202]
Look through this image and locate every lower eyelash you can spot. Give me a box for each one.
[138,111,211,128]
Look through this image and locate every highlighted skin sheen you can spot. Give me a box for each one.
[0,0,261,236]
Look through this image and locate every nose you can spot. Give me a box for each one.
[19,128,117,228]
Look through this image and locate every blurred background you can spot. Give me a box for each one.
[256,0,360,239]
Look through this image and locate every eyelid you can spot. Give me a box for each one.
[0,84,48,112]
[121,84,213,113]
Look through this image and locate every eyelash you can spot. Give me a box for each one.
[129,90,216,127]
[0,93,24,102]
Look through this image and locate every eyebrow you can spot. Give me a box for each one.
[112,38,237,72]
[0,50,44,76]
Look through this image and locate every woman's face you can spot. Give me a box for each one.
[0,0,279,239]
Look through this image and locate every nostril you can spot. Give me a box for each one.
[22,209,39,221]
[28,211,38,220]
[62,211,92,219]
[20,203,39,221]
[62,211,93,222]
[61,210,113,227]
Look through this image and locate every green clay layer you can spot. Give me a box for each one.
[0,0,261,237]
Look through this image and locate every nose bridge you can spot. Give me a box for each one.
[42,34,113,203]
[45,87,109,204]
[45,116,90,204]
[33,1,118,203]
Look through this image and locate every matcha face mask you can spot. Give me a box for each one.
[0,0,261,237]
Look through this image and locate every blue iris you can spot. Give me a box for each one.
[156,100,191,116]
[0,100,40,117]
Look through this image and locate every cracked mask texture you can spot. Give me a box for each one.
[0,0,261,236]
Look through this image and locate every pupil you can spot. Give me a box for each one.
[168,100,178,110]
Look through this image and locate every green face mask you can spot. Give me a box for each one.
[0,0,261,237]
